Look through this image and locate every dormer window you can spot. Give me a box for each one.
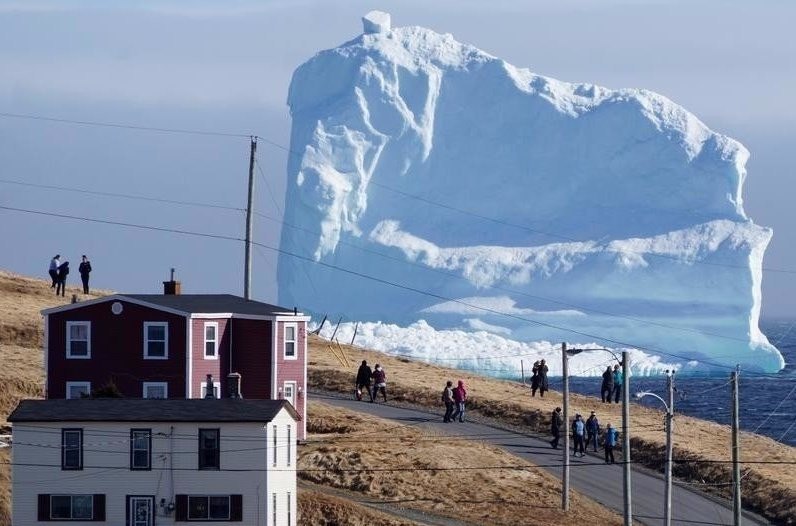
[204,322,218,359]
[66,322,91,359]
[283,323,297,359]
[143,322,168,359]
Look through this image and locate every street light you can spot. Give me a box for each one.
[564,346,632,526]
[636,369,675,526]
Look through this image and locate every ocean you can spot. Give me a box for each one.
[567,319,796,446]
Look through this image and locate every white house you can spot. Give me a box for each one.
[9,398,298,525]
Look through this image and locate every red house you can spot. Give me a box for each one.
[41,285,309,440]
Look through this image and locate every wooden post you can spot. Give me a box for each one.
[244,137,257,299]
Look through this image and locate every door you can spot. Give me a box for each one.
[283,381,296,408]
[128,496,154,526]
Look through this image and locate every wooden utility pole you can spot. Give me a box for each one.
[562,342,570,511]
[244,136,257,300]
[732,365,741,525]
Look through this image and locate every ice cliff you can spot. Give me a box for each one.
[278,12,785,374]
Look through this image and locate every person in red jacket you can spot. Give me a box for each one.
[371,364,387,402]
[452,380,467,422]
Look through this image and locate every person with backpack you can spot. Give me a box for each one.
[371,364,387,402]
[604,423,619,464]
[550,407,563,449]
[601,366,614,403]
[452,380,467,422]
[585,411,601,452]
[355,360,373,401]
[442,380,455,423]
[55,261,69,297]
[572,414,586,457]
[78,255,92,294]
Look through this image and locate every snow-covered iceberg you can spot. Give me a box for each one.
[278,12,784,374]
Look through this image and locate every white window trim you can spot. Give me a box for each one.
[143,322,169,360]
[203,322,219,360]
[200,382,221,399]
[283,323,298,360]
[66,381,91,400]
[142,382,168,399]
[66,321,91,359]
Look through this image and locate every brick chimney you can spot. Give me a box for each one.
[227,373,242,399]
[163,267,181,295]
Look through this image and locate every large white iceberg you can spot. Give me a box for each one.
[278,14,784,374]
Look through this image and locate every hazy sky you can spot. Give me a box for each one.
[0,0,794,317]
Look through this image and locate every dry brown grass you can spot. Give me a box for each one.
[309,335,796,524]
[298,489,423,526]
[302,401,622,525]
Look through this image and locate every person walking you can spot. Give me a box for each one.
[601,366,614,403]
[452,380,467,422]
[585,410,601,452]
[612,364,623,404]
[55,261,69,297]
[442,380,455,423]
[530,360,541,397]
[572,414,586,457]
[604,423,619,464]
[537,359,549,397]
[48,254,60,288]
[550,407,563,449]
[355,360,373,401]
[371,364,387,402]
[78,255,92,294]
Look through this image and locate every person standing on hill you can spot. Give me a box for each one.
[48,254,60,288]
[601,366,614,403]
[604,423,619,464]
[572,414,586,457]
[452,380,467,422]
[442,380,455,423]
[530,360,541,396]
[537,359,549,397]
[612,364,623,404]
[371,364,387,402]
[550,406,563,449]
[55,261,69,297]
[585,411,601,452]
[355,360,373,401]
[78,255,92,294]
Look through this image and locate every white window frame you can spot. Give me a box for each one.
[203,322,219,359]
[142,382,168,399]
[283,323,297,360]
[272,425,278,467]
[66,321,91,359]
[66,381,91,400]
[143,322,169,360]
[286,425,292,467]
[200,382,221,399]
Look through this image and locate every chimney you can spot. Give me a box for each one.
[227,373,242,399]
[204,374,215,399]
[163,267,181,295]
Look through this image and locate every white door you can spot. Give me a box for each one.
[128,496,153,526]
[283,381,296,408]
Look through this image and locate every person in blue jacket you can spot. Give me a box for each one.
[612,364,623,404]
[604,423,619,464]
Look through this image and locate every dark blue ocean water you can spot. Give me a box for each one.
[567,319,796,447]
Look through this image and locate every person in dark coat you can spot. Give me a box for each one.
[452,380,467,422]
[601,366,614,403]
[55,261,69,297]
[48,254,60,288]
[371,364,387,402]
[442,380,455,423]
[550,406,563,449]
[530,360,541,396]
[355,360,373,401]
[537,359,549,397]
[585,411,601,452]
[78,255,92,294]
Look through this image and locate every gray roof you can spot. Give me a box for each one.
[124,294,297,316]
[9,399,299,423]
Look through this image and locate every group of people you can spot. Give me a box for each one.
[600,364,624,404]
[48,254,92,297]
[530,359,549,397]
[550,407,620,463]
[441,379,467,423]
[355,360,388,403]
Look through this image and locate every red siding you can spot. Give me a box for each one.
[47,300,186,399]
[190,318,230,398]
[229,318,273,399]
[275,320,307,439]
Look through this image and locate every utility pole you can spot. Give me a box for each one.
[622,350,632,526]
[732,365,741,525]
[664,370,675,526]
[562,342,570,511]
[244,136,257,300]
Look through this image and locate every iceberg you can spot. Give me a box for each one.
[278,13,785,375]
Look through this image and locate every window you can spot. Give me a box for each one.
[66,322,90,359]
[143,322,168,359]
[176,495,241,522]
[61,429,82,470]
[272,425,277,467]
[143,382,168,399]
[287,425,292,467]
[204,322,218,359]
[272,494,277,526]
[283,323,297,359]
[287,492,291,526]
[50,495,94,520]
[66,381,90,400]
[200,382,220,399]
[130,429,151,470]
[198,429,220,470]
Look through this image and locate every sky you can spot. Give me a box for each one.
[0,0,794,318]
